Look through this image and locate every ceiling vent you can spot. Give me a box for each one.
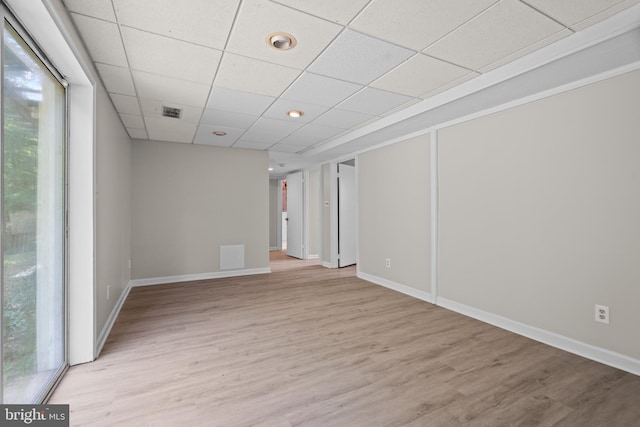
[162,106,182,119]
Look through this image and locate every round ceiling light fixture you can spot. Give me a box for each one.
[286,110,304,118]
[212,130,227,136]
[266,32,297,51]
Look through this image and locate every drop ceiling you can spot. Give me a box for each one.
[61,0,640,176]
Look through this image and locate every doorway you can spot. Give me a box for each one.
[337,160,356,267]
[286,172,304,259]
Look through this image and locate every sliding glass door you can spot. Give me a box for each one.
[1,16,66,404]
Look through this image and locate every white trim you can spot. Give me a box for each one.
[269,246,280,251]
[438,298,640,377]
[130,268,271,287]
[430,129,438,304]
[434,61,640,132]
[321,261,332,268]
[303,170,310,259]
[358,272,433,304]
[95,282,131,356]
[307,254,319,260]
[328,163,339,268]
[276,178,283,251]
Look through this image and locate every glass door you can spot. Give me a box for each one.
[1,18,66,404]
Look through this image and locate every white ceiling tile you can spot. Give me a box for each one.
[226,0,342,70]
[351,0,499,50]
[201,109,259,129]
[337,87,414,115]
[120,114,145,128]
[62,0,116,21]
[277,133,324,146]
[478,28,573,73]
[312,108,375,129]
[121,27,222,85]
[248,117,304,136]
[281,73,363,107]
[419,73,479,99]
[232,140,273,150]
[96,63,136,96]
[193,125,245,146]
[70,14,128,66]
[308,29,415,84]
[241,130,286,144]
[379,98,423,117]
[132,70,211,107]
[291,123,345,139]
[145,117,196,143]
[127,128,148,139]
[110,94,141,115]
[242,116,305,143]
[113,0,240,49]
[272,0,371,25]
[139,99,204,123]
[268,144,305,153]
[371,54,474,97]
[206,87,276,115]
[214,53,301,97]
[424,0,565,71]
[263,99,329,123]
[523,0,630,27]
[570,0,640,30]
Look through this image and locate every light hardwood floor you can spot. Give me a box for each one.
[50,252,640,426]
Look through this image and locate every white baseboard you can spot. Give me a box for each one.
[95,282,131,357]
[358,272,433,304]
[321,261,332,268]
[307,254,319,260]
[269,246,280,251]
[438,297,640,377]
[129,267,271,287]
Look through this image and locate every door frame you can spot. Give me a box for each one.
[322,157,358,268]
[285,171,305,259]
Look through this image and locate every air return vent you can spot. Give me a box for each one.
[162,106,182,119]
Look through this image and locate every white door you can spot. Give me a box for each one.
[338,163,356,267]
[286,171,304,259]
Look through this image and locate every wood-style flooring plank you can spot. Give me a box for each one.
[49,252,640,426]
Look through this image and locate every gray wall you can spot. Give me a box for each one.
[438,70,640,359]
[131,141,269,280]
[95,84,132,336]
[358,135,431,293]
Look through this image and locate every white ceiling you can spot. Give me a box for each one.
[61,0,640,176]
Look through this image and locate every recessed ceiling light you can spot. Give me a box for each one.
[212,130,227,136]
[266,32,297,51]
[268,167,274,171]
[286,110,304,118]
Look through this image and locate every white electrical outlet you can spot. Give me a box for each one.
[595,304,609,324]
[107,285,111,300]
[385,258,391,269]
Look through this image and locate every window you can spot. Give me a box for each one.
[1,15,66,404]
